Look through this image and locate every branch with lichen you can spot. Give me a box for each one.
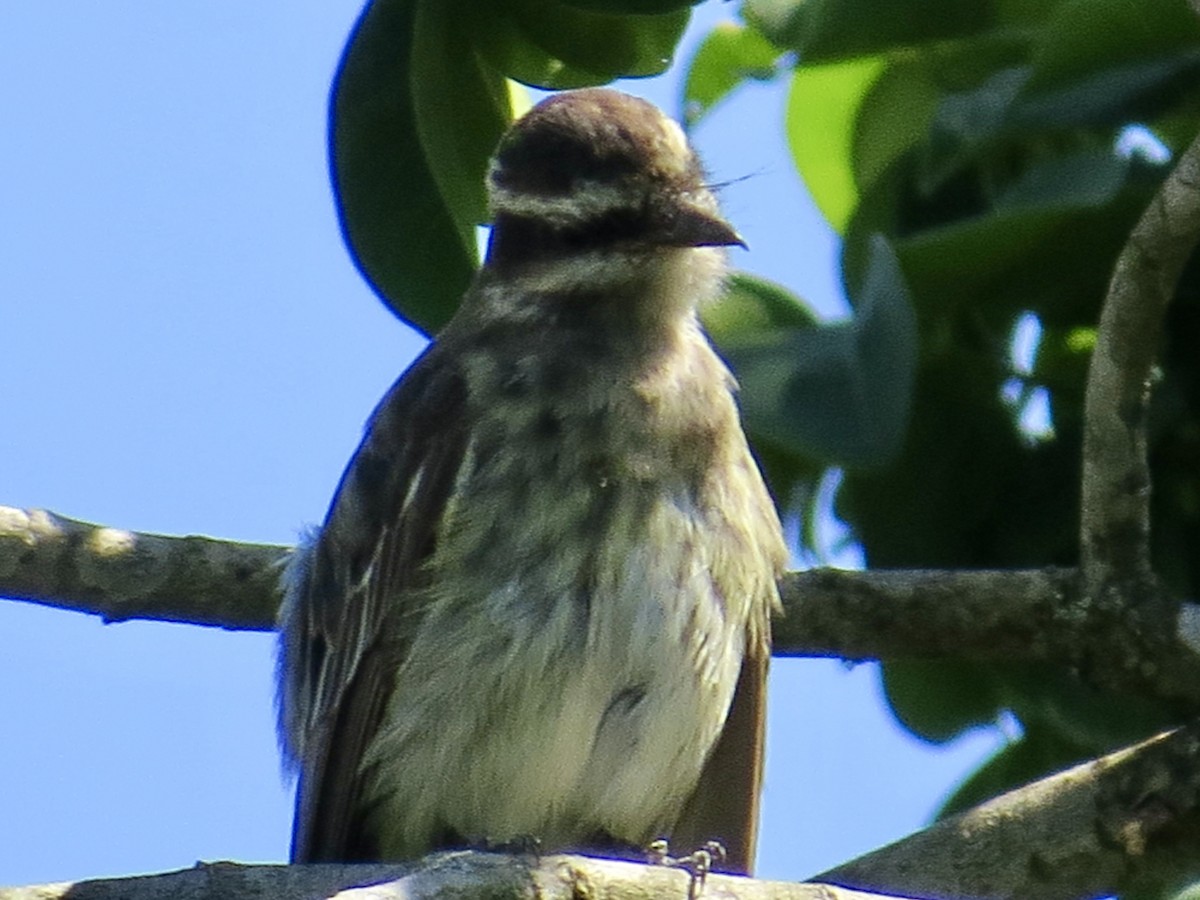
[0,505,285,630]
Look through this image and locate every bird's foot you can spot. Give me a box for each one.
[645,840,726,898]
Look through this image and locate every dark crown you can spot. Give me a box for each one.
[485,90,740,268]
[490,89,704,201]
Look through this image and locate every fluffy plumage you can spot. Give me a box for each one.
[277,88,785,874]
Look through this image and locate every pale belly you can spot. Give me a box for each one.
[361,491,746,858]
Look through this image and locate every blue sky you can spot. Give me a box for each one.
[0,1,1003,887]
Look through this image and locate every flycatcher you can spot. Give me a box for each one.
[277,88,786,875]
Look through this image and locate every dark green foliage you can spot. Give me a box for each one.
[727,0,1200,833]
[712,238,917,471]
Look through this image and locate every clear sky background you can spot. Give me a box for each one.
[1,1,1004,887]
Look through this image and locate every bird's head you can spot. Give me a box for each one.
[483,89,743,276]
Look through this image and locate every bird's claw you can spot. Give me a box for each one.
[645,840,726,898]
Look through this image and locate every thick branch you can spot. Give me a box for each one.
[820,719,1200,900]
[0,505,286,630]
[1080,128,1200,593]
[0,853,912,900]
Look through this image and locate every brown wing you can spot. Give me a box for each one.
[282,343,469,862]
[670,646,770,875]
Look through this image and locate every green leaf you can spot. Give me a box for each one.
[842,132,1157,335]
[482,0,690,89]
[470,6,617,88]
[562,0,697,13]
[745,440,825,529]
[331,0,493,334]
[705,274,826,517]
[887,149,1136,324]
[991,148,1128,211]
[1023,0,1200,97]
[834,352,1029,566]
[931,666,1175,819]
[719,236,917,468]
[1016,50,1200,130]
[1011,0,1200,132]
[883,150,1142,333]
[851,57,941,199]
[703,272,818,339]
[926,65,1030,170]
[747,0,995,62]
[851,34,1035,214]
[882,660,1001,744]
[683,20,780,126]
[786,56,886,232]
[412,0,513,253]
[997,665,1175,753]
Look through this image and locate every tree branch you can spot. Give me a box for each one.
[1080,127,1200,593]
[779,567,1200,703]
[0,852,913,900]
[0,505,286,630]
[7,505,1200,703]
[819,719,1200,900]
[776,568,1078,660]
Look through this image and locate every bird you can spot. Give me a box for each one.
[276,87,786,875]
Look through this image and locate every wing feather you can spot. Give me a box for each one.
[280,345,469,862]
[670,647,769,874]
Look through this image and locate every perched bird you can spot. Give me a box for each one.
[276,88,786,875]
